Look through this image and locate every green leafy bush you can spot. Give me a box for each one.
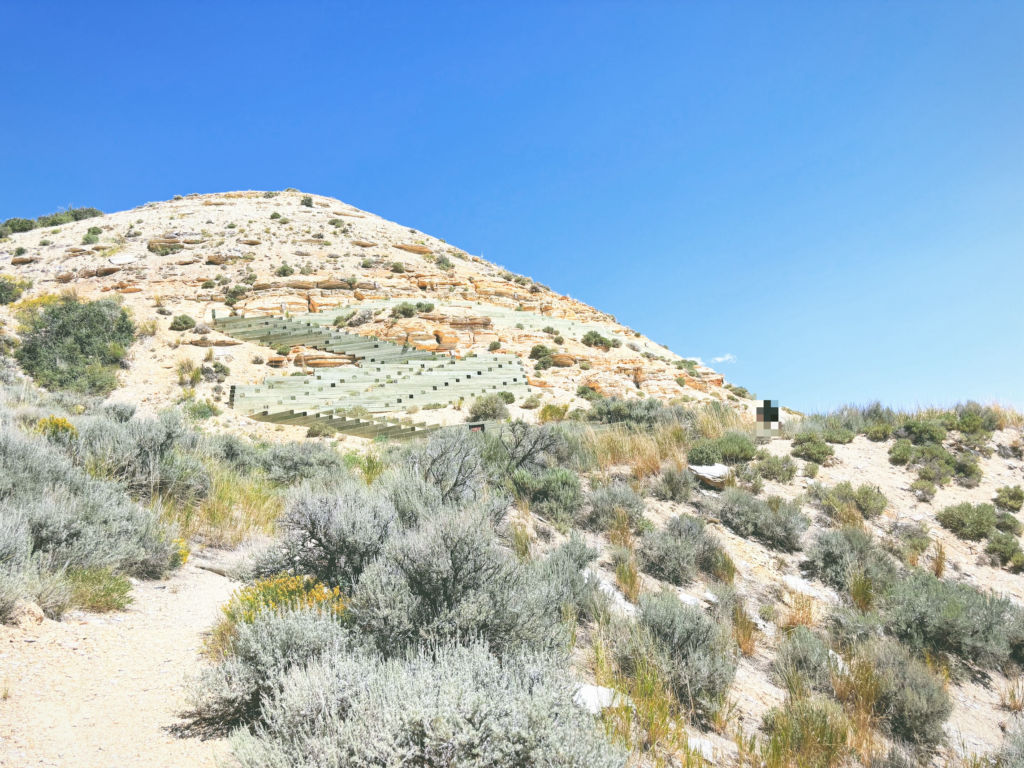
[390,301,417,318]
[805,526,896,592]
[581,330,620,349]
[707,488,808,552]
[651,465,695,502]
[511,467,583,530]
[467,393,509,422]
[496,390,516,404]
[717,431,756,463]
[996,511,1023,535]
[936,502,996,541]
[628,591,737,718]
[300,195,313,207]
[529,344,553,360]
[986,532,1024,572]
[169,314,196,331]
[809,481,887,520]
[585,482,646,530]
[0,275,32,305]
[865,423,893,441]
[791,433,834,464]
[488,340,501,351]
[901,420,947,445]
[823,427,855,444]
[757,453,798,483]
[687,438,721,466]
[275,263,294,277]
[639,514,729,586]
[997,485,1024,512]
[14,296,134,395]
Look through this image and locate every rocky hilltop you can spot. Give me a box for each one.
[0,190,740,437]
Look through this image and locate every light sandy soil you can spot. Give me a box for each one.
[0,551,239,768]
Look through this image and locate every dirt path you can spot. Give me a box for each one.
[0,552,239,768]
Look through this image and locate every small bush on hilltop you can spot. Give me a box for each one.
[791,433,834,464]
[14,295,135,395]
[2,206,102,233]
[705,488,808,552]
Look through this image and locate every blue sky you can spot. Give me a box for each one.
[2,2,1021,412]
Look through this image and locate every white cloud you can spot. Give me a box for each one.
[711,353,737,364]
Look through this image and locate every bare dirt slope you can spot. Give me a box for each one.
[0,552,237,768]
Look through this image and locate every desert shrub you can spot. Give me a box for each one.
[496,390,516,404]
[585,481,646,531]
[228,643,624,768]
[271,481,396,590]
[900,420,946,445]
[190,607,353,727]
[717,430,756,463]
[997,485,1024,512]
[300,195,313,207]
[305,421,335,438]
[650,465,695,502]
[997,511,1023,536]
[888,438,914,464]
[986,532,1024,571]
[351,505,556,658]
[585,396,669,429]
[275,263,295,277]
[805,527,897,592]
[390,301,416,318]
[865,423,893,441]
[709,488,808,551]
[529,344,553,360]
[823,427,855,444]
[880,570,1022,669]
[627,591,736,717]
[436,254,453,270]
[169,314,196,331]
[467,393,509,422]
[757,453,797,483]
[581,330,620,349]
[538,403,568,422]
[999,721,1024,768]
[410,428,485,504]
[809,481,887,521]
[69,409,211,506]
[761,697,850,768]
[863,638,951,746]
[687,438,721,466]
[638,514,727,586]
[521,394,540,409]
[936,502,996,541]
[0,275,32,305]
[482,420,563,477]
[886,522,932,565]
[488,340,501,351]
[14,295,134,395]
[511,467,582,530]
[791,433,834,464]
[771,626,833,694]
[0,428,175,582]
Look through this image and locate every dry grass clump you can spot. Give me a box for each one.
[780,592,817,630]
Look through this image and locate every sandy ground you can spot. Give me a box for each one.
[0,552,239,768]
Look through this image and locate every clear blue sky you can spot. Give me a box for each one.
[2,2,1021,412]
